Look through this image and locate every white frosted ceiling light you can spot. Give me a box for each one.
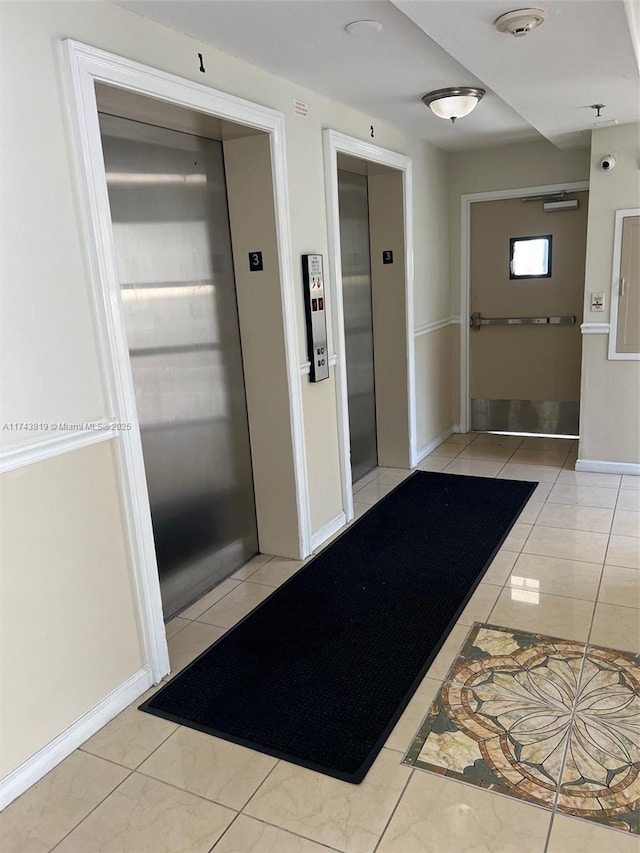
[345,20,383,37]
[495,8,545,37]
[422,87,485,123]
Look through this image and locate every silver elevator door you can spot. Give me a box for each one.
[338,170,378,482]
[99,113,258,618]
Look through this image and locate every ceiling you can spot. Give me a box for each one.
[121,0,639,152]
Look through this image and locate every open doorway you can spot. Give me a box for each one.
[323,132,416,522]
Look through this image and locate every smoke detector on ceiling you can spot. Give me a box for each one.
[495,8,545,37]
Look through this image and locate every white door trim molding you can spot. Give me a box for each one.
[61,40,311,687]
[323,130,415,521]
[608,208,640,361]
[459,181,590,432]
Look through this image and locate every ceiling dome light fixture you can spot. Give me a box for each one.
[422,87,486,123]
[495,8,545,37]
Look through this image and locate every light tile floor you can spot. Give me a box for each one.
[2,433,638,852]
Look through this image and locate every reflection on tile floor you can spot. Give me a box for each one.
[404,623,640,835]
[3,433,639,852]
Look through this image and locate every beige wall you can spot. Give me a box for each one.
[448,140,591,423]
[415,325,454,449]
[0,441,145,777]
[579,123,640,464]
[368,170,411,468]
[0,1,452,782]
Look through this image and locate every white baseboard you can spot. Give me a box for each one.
[310,511,347,552]
[451,424,463,434]
[414,426,455,465]
[0,666,152,810]
[575,458,640,476]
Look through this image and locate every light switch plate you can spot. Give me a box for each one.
[590,292,605,312]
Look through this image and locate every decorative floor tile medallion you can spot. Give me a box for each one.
[404,623,640,835]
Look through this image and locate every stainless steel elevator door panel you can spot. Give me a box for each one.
[338,170,378,483]
[99,113,258,618]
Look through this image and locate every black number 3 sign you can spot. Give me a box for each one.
[383,250,394,264]
[248,251,263,271]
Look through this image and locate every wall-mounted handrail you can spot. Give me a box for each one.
[470,312,576,329]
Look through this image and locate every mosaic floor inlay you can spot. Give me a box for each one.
[404,623,640,835]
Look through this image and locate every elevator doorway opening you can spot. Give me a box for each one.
[327,138,414,521]
[95,84,296,620]
[337,167,378,483]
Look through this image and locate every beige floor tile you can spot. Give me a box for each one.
[0,751,128,853]
[606,535,640,569]
[457,444,515,461]
[248,557,306,588]
[81,690,178,770]
[498,463,560,483]
[440,433,475,446]
[563,455,578,471]
[621,474,640,490]
[530,481,554,501]
[589,603,640,653]
[523,525,608,564]
[598,564,640,609]
[520,436,575,451]
[139,727,277,810]
[490,588,594,641]
[612,509,640,537]
[416,455,450,472]
[180,578,241,620]
[547,483,618,509]
[471,433,523,449]
[536,503,613,533]
[355,480,396,505]
[384,678,442,754]
[517,500,545,524]
[508,553,602,601]
[376,772,550,853]
[353,502,370,520]
[458,583,502,626]
[55,772,234,853]
[501,522,533,552]
[352,468,380,490]
[244,748,410,853]
[165,616,190,640]
[424,443,463,459]
[442,458,505,478]
[557,470,622,488]
[616,490,640,511]
[482,549,518,585]
[376,468,412,485]
[212,815,332,852]
[547,814,639,853]
[230,553,274,581]
[167,621,226,673]
[424,623,471,681]
[196,582,273,629]
[511,448,570,467]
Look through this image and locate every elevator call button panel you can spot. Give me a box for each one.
[302,254,329,382]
